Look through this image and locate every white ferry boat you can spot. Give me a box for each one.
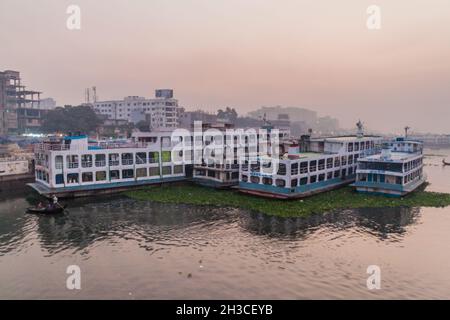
[192,122,290,188]
[29,131,190,198]
[238,124,383,199]
[352,137,425,196]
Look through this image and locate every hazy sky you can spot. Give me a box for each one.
[1,0,449,133]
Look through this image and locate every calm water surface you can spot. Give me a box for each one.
[1,149,450,299]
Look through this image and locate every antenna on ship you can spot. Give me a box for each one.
[404,126,410,138]
[356,120,364,138]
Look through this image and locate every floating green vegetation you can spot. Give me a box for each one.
[125,184,450,217]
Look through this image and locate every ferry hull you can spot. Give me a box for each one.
[352,177,426,197]
[28,176,187,199]
[238,176,356,199]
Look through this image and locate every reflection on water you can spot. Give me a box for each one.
[0,149,449,299]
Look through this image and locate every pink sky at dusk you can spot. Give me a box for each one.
[1,0,449,133]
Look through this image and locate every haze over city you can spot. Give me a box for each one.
[1,0,449,133]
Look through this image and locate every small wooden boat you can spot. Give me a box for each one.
[26,204,67,215]
[443,159,450,166]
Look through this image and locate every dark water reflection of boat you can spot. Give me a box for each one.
[0,190,420,256]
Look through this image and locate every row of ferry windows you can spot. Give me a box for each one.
[241,167,355,187]
[243,155,360,175]
[58,166,184,184]
[347,141,375,152]
[55,152,174,168]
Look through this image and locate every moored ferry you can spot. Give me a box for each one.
[352,137,426,196]
[29,131,190,198]
[238,124,383,199]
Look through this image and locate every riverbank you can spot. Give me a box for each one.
[125,184,450,217]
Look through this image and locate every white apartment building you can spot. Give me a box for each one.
[92,89,180,130]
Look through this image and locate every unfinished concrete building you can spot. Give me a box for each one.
[0,70,42,135]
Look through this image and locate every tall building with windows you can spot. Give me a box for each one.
[92,89,180,130]
[0,70,42,135]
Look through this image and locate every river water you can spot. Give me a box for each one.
[1,149,450,299]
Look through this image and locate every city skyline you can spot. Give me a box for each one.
[1,0,450,134]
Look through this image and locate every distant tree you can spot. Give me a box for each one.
[41,105,101,134]
[217,107,238,122]
[136,120,151,132]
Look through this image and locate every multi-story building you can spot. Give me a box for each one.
[92,89,180,130]
[0,70,43,135]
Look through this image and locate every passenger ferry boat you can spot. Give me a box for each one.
[29,131,190,198]
[352,137,425,196]
[192,122,290,188]
[238,123,383,199]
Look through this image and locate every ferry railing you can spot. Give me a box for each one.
[300,167,308,174]
[34,143,71,152]
[109,160,120,166]
[67,162,79,169]
[81,161,93,168]
[55,163,63,169]
[95,161,106,167]
[318,164,325,171]
[122,159,134,166]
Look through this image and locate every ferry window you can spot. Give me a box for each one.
[360,142,365,150]
[341,169,346,177]
[121,153,134,165]
[149,167,160,176]
[95,154,106,167]
[318,174,325,182]
[122,169,134,179]
[174,165,183,174]
[300,177,308,185]
[318,159,325,170]
[250,176,260,184]
[309,160,317,172]
[136,168,147,177]
[341,156,347,165]
[149,152,159,163]
[355,143,359,151]
[55,174,64,185]
[334,170,340,178]
[291,163,299,175]
[162,151,171,163]
[242,175,248,182]
[110,170,120,180]
[277,163,287,175]
[67,173,79,183]
[231,172,239,180]
[81,155,93,168]
[366,141,370,149]
[348,155,353,164]
[348,167,353,175]
[326,158,333,169]
[207,170,216,178]
[66,155,79,169]
[291,179,298,187]
[263,177,273,185]
[334,157,340,167]
[300,162,308,174]
[96,171,107,181]
[136,153,147,164]
[327,172,333,180]
[162,166,172,175]
[55,156,63,169]
[275,179,286,187]
[109,154,120,166]
[82,172,93,182]
[310,175,317,183]
[347,143,353,152]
